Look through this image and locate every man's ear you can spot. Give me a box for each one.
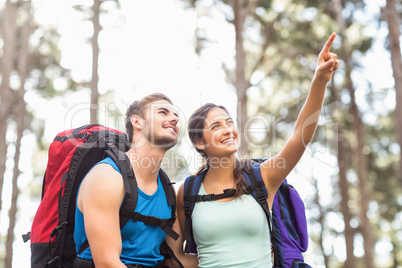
[130,114,142,130]
[195,139,206,151]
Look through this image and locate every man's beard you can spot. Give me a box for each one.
[144,128,178,150]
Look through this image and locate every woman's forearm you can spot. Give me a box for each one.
[293,76,328,144]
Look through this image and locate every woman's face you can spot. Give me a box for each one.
[196,107,239,158]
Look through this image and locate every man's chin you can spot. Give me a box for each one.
[152,138,178,150]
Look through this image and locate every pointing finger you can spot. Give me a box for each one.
[320,33,336,56]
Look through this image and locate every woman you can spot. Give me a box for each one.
[166,33,340,268]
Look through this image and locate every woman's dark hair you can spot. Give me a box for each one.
[187,103,253,197]
[125,93,173,143]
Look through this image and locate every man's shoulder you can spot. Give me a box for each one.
[78,161,125,210]
[84,162,123,189]
[92,161,121,175]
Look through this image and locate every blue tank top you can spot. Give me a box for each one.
[74,157,172,266]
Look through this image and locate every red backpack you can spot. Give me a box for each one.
[23,124,181,268]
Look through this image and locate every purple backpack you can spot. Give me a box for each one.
[183,159,311,268]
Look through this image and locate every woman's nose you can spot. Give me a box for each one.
[221,124,232,134]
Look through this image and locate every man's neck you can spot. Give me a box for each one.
[126,142,166,183]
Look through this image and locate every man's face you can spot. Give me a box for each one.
[142,100,180,150]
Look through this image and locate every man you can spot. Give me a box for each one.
[74,93,180,268]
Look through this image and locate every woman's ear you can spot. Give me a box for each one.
[195,139,206,151]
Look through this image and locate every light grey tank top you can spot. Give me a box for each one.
[192,183,272,268]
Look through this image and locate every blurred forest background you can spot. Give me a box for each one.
[0,0,401,267]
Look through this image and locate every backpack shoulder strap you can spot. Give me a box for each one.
[183,169,206,214]
[78,141,135,254]
[103,144,137,229]
[116,158,179,240]
[182,170,205,254]
[244,161,283,266]
[157,170,184,268]
[243,162,271,227]
[158,168,176,208]
[103,142,178,240]
[160,240,184,268]
[158,168,178,233]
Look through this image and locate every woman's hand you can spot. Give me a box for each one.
[315,33,341,83]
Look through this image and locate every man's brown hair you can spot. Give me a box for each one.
[124,93,173,143]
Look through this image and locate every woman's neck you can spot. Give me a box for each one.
[204,154,236,184]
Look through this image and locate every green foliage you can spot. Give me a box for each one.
[366,111,401,222]
[28,25,80,98]
[257,0,274,10]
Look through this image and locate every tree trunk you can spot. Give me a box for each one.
[0,0,17,215]
[5,107,25,268]
[311,175,330,267]
[332,0,374,266]
[344,43,374,268]
[382,0,402,184]
[337,128,357,268]
[5,110,25,268]
[90,0,101,124]
[328,81,356,267]
[391,235,399,268]
[231,0,257,156]
[5,1,31,267]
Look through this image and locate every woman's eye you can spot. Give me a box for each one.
[212,125,219,130]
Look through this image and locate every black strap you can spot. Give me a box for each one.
[158,169,177,225]
[22,232,30,243]
[73,257,164,268]
[246,180,265,193]
[70,124,99,138]
[184,175,196,253]
[53,124,99,142]
[107,146,179,240]
[41,171,47,200]
[246,171,272,229]
[247,170,280,266]
[160,240,184,268]
[159,169,176,207]
[184,188,236,202]
[184,175,196,217]
[104,145,137,229]
[54,132,90,142]
[120,208,179,240]
[49,171,71,265]
[126,265,159,268]
[78,241,89,254]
